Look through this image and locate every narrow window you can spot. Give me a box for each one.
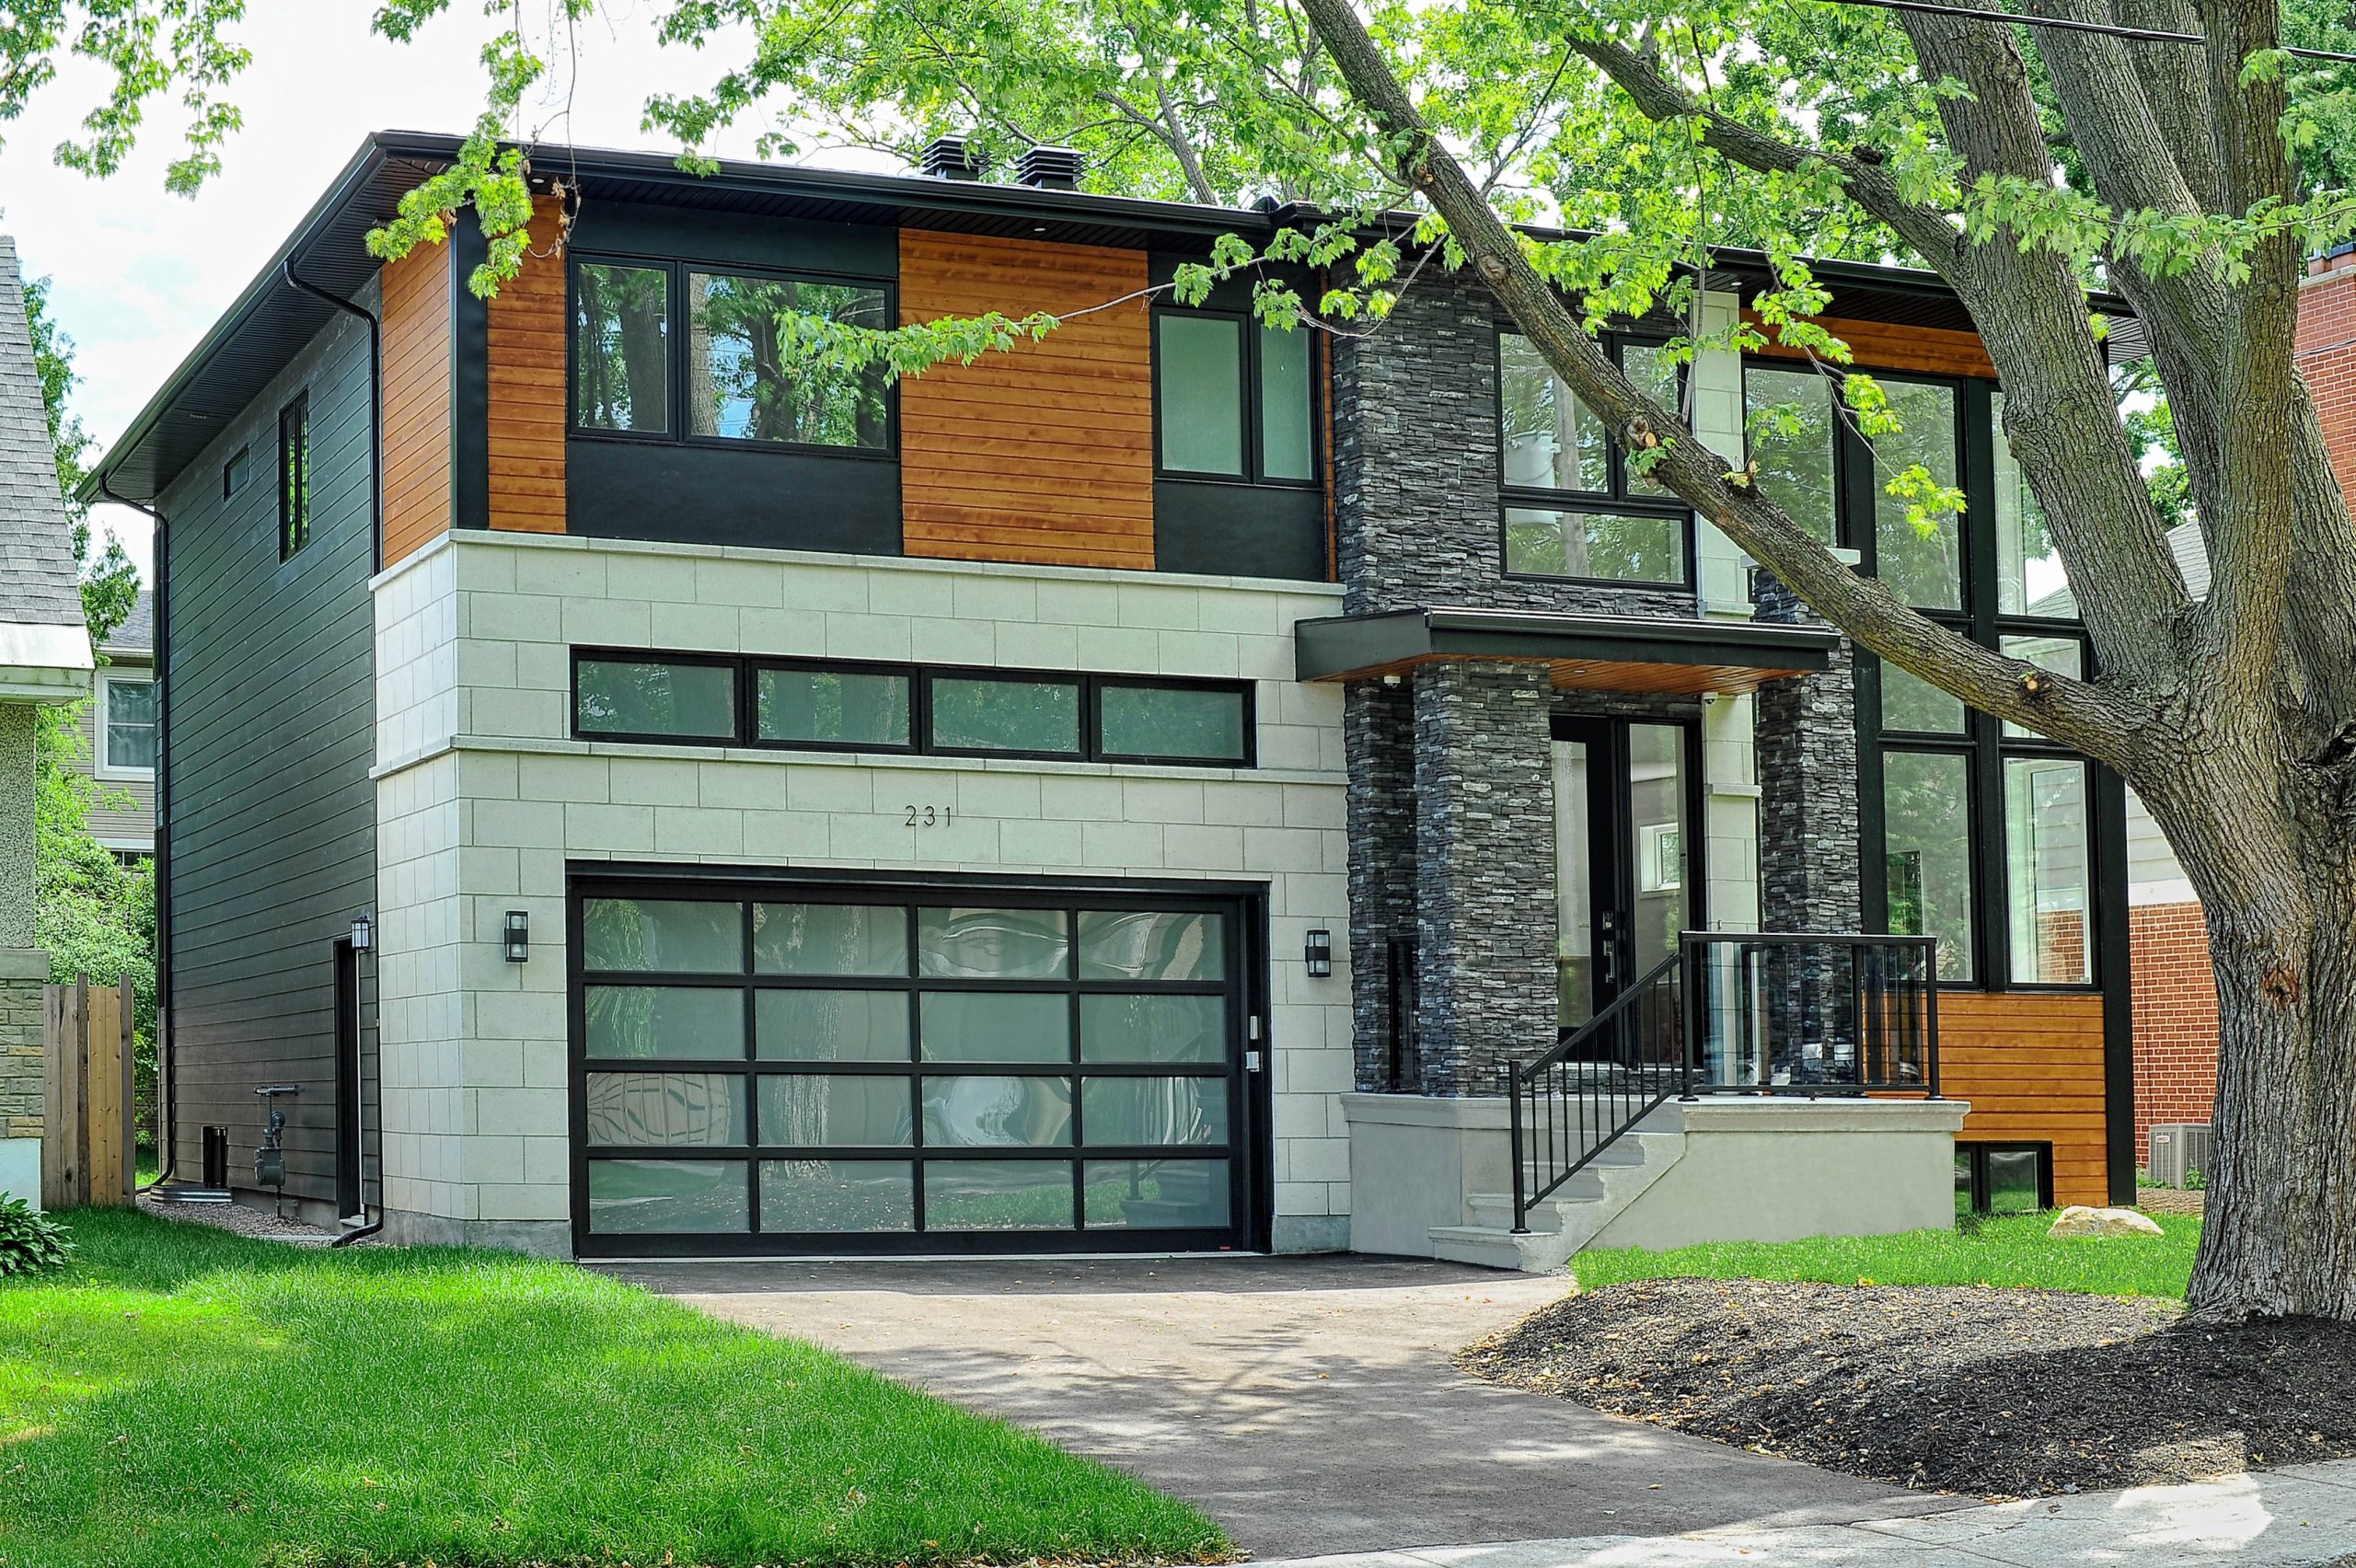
[575,655,738,741]
[1992,391,2072,616]
[278,392,310,560]
[1257,325,1314,482]
[1740,363,1839,545]
[755,664,912,748]
[101,677,157,774]
[1096,682,1249,764]
[1882,749,1976,981]
[2004,757,2092,985]
[1155,314,1245,476]
[684,272,890,449]
[574,262,673,433]
[222,444,251,500]
[1868,378,1963,611]
[927,674,1083,755]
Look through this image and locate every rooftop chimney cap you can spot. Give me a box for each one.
[1016,145,1085,191]
[920,134,987,180]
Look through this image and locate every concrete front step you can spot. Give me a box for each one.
[1432,1124,1689,1274]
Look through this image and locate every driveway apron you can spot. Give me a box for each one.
[607,1254,1957,1558]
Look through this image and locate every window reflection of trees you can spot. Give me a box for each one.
[686,272,889,448]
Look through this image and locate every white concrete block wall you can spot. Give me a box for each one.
[373,531,1354,1252]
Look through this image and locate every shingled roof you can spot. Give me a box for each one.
[0,234,92,698]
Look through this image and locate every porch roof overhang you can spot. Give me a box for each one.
[1293,606,1840,696]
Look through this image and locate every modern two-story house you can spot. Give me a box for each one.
[94,132,2133,1262]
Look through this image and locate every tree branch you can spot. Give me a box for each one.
[1292,0,2146,768]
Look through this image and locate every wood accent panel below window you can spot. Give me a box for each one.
[1934,990,2108,1206]
[897,230,1155,570]
[488,195,569,536]
[379,238,453,566]
[1742,311,1998,381]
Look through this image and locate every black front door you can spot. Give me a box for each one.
[1552,717,1698,1039]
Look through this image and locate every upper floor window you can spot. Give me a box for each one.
[1498,331,1688,585]
[572,258,893,453]
[98,674,157,777]
[222,444,252,501]
[1741,363,1839,544]
[278,391,310,559]
[1153,311,1315,484]
[1992,390,2071,616]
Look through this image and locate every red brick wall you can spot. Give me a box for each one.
[2130,901,2219,1165]
[2299,250,2356,512]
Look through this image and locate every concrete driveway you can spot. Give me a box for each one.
[606,1253,1958,1558]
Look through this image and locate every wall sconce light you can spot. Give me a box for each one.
[1304,928,1334,978]
[503,910,531,963]
[350,912,374,952]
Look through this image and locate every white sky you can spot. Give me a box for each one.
[0,0,880,584]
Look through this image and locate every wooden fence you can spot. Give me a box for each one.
[41,976,135,1209]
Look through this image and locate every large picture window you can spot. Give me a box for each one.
[1153,310,1316,484]
[572,257,893,454]
[1498,331,1689,584]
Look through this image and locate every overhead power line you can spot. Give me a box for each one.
[1811,0,2356,64]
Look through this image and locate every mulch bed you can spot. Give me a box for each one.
[2139,1188,2208,1216]
[1461,1277,2356,1499]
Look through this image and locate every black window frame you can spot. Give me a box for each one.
[277,391,311,561]
[222,443,252,501]
[567,251,899,461]
[1956,1139,2055,1216]
[1149,305,1322,490]
[569,648,1257,769]
[1496,327,1696,590]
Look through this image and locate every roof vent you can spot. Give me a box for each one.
[1016,145,1085,190]
[919,135,987,180]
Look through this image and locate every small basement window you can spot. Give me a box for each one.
[1955,1141,2053,1217]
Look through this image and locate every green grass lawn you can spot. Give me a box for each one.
[1569,1213,2200,1301]
[0,1209,1224,1568]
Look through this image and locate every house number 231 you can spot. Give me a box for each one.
[903,805,956,827]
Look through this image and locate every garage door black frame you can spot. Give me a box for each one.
[568,864,1275,1258]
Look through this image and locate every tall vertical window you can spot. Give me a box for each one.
[1499,332,1689,584]
[575,262,673,433]
[1152,311,1317,484]
[99,676,157,775]
[1992,391,2071,616]
[1869,378,1963,611]
[1882,750,1976,981]
[278,391,310,560]
[2005,758,2092,985]
[1741,363,1840,544]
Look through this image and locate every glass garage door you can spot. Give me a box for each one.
[570,882,1252,1255]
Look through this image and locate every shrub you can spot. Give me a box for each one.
[0,1197,74,1276]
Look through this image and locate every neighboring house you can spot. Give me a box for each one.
[0,234,97,1205]
[94,132,2142,1261]
[67,591,157,857]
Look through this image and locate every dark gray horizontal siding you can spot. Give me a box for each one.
[157,305,376,1207]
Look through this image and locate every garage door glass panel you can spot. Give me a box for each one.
[1084,1160,1230,1228]
[1081,1078,1227,1146]
[756,989,910,1060]
[1080,994,1226,1062]
[918,906,1069,978]
[760,1159,915,1231]
[755,903,908,975]
[1078,910,1225,982]
[925,1159,1077,1229]
[919,992,1069,1061]
[922,1077,1075,1146]
[584,898,745,973]
[586,1072,747,1146]
[587,1159,749,1233]
[759,1075,911,1146]
[585,986,745,1061]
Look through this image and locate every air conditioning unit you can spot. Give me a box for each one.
[2148,1122,2214,1187]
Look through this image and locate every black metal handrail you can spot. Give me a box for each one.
[1506,931,1943,1236]
[1508,951,1685,1233]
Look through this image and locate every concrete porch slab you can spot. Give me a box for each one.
[606,1253,1958,1559]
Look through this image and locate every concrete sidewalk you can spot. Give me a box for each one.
[1257,1461,2356,1567]
[612,1253,1955,1559]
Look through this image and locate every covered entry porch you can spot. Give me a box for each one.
[1304,605,1968,1270]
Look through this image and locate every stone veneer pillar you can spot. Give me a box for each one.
[1410,663,1558,1095]
[1751,579,1863,933]
[0,705,45,1157]
[1345,682,1418,1089]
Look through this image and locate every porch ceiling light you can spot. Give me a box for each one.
[1304,928,1334,978]
[503,910,531,963]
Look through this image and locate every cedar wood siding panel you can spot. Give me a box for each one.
[380,238,454,566]
[1936,990,2109,1206]
[154,306,377,1212]
[897,230,1155,569]
[1742,312,1998,380]
[488,196,568,534]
